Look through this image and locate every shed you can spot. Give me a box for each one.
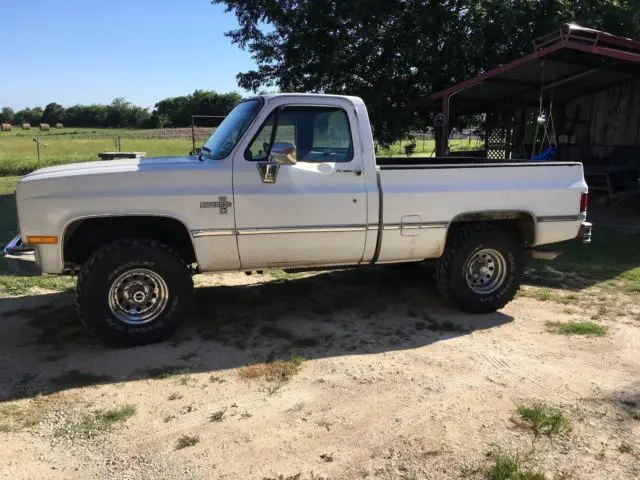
[420,24,640,204]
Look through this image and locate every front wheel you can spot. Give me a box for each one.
[436,224,523,313]
[77,239,194,347]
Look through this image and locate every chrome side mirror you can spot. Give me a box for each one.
[257,163,280,184]
[270,142,297,165]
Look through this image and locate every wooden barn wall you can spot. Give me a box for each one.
[564,78,640,160]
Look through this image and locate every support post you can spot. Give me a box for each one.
[191,117,196,154]
[436,96,450,157]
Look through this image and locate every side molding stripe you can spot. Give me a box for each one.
[537,214,586,223]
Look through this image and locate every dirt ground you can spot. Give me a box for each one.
[0,266,639,480]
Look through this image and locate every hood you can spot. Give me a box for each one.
[20,156,201,183]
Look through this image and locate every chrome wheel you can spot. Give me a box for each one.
[108,268,169,325]
[464,248,507,295]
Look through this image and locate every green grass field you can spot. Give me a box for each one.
[1,127,138,137]
[0,134,193,175]
[0,127,483,176]
[378,137,483,157]
[0,176,19,244]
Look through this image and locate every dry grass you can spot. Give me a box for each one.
[239,355,304,383]
[0,395,56,432]
[53,403,136,440]
[209,409,226,422]
[175,434,200,450]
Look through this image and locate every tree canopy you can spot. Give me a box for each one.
[214,0,640,143]
[42,103,66,125]
[0,107,14,124]
[154,90,243,127]
[1,90,242,129]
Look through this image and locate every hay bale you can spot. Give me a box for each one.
[22,123,31,130]
[1,123,11,132]
[55,123,64,129]
[39,123,50,132]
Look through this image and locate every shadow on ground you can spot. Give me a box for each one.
[522,226,640,291]
[0,265,513,402]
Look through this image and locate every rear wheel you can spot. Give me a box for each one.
[436,224,522,313]
[77,239,194,347]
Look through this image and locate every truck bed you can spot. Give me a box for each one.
[373,159,586,263]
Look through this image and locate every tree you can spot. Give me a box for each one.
[42,102,66,125]
[152,90,242,127]
[105,98,150,128]
[14,107,43,125]
[0,107,15,124]
[213,0,640,143]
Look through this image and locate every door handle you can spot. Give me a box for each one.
[336,167,363,176]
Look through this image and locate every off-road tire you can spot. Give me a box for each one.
[436,223,522,313]
[77,238,194,347]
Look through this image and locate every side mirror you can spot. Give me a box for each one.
[270,142,297,165]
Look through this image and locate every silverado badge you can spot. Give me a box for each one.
[200,196,232,215]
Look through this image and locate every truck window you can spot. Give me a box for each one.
[245,106,353,163]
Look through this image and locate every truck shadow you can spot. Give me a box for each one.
[522,226,640,291]
[0,265,513,402]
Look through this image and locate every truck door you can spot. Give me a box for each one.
[232,102,368,269]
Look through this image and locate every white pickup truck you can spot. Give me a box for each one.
[4,94,591,346]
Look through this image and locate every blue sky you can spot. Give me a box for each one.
[0,0,256,110]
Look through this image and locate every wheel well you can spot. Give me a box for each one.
[63,216,197,268]
[445,212,536,247]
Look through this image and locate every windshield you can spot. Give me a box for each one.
[201,98,263,160]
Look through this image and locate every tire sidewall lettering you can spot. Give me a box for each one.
[79,241,193,346]
[108,260,155,282]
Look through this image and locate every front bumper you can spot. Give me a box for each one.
[578,221,592,244]
[1,235,41,276]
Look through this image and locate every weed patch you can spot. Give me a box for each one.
[516,403,571,438]
[525,288,557,302]
[177,372,194,386]
[263,474,301,480]
[486,450,546,480]
[619,442,633,454]
[209,409,226,422]
[54,404,136,439]
[546,321,606,337]
[175,434,200,450]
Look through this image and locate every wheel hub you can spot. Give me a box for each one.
[108,268,169,325]
[465,248,507,295]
